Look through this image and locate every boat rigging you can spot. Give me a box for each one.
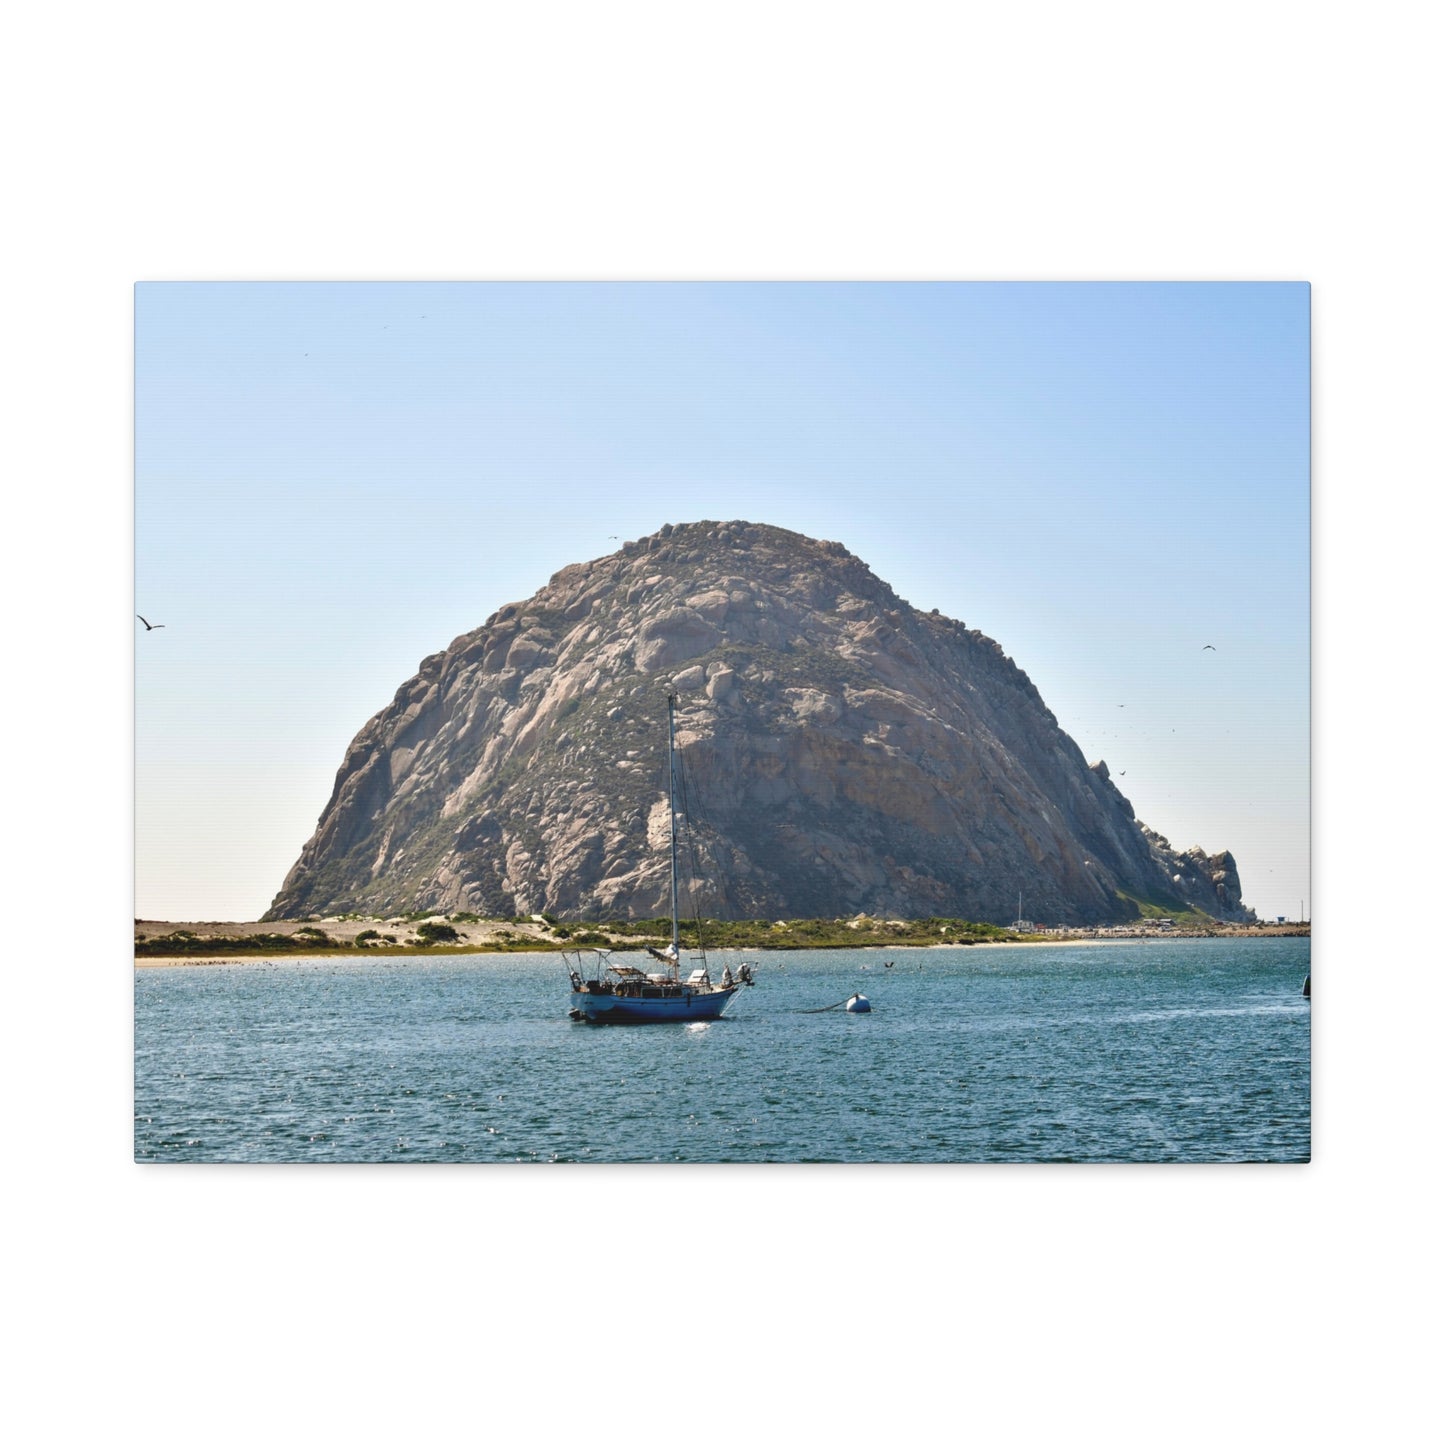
[566,691,754,1023]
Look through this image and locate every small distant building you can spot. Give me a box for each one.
[1276,915,1286,924]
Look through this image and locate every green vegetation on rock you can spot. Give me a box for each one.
[1114,887,1216,924]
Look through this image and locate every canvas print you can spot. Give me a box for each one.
[134,281,1310,1162]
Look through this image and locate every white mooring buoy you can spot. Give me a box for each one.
[845,993,871,1013]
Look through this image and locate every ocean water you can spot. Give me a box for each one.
[134,937,1310,1163]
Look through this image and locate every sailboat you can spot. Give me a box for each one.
[567,691,754,1023]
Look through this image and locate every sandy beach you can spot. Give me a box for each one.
[134,938,1135,968]
[134,913,1307,966]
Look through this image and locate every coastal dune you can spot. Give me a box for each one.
[135,913,1307,965]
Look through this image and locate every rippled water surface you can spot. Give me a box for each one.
[135,938,1310,1162]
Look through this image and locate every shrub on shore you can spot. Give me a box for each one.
[135,930,337,956]
[136,910,1303,959]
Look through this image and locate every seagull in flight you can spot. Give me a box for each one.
[1202,644,1216,651]
[137,614,164,631]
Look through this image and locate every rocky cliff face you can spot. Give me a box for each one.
[265,521,1253,925]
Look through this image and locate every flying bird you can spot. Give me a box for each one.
[136,614,164,631]
[1202,644,1216,651]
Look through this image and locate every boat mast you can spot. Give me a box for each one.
[667,691,680,969]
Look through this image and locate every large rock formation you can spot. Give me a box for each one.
[265,521,1253,925]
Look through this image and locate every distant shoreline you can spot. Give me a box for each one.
[134,918,1309,967]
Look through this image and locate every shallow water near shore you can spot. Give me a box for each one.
[134,937,1310,1162]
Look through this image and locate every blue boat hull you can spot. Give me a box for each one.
[570,986,739,1024]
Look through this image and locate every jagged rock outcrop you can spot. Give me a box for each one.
[265,521,1253,925]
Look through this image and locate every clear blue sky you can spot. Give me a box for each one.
[135,281,1309,922]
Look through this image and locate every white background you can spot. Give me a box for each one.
[4,2,1438,1442]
